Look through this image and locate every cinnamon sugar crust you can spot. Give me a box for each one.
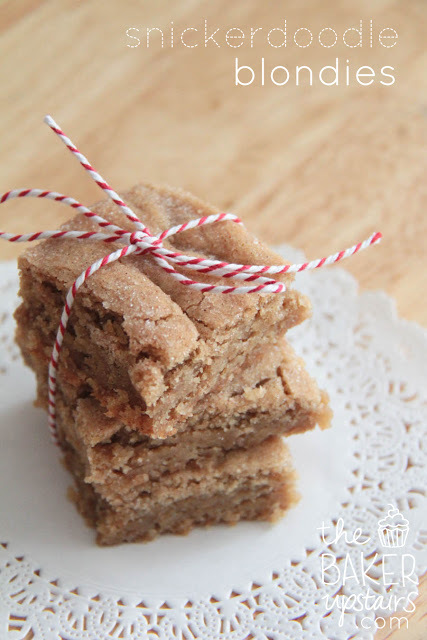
[16,183,311,437]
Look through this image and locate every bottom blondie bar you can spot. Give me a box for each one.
[64,436,297,545]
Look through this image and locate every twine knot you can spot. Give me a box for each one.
[128,230,160,253]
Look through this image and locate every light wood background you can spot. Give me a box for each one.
[0,1,426,638]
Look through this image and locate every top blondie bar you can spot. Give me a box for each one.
[16,183,312,438]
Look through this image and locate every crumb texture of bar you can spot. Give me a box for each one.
[54,340,329,503]
[65,436,299,545]
[14,182,331,546]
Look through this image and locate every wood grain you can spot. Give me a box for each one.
[0,1,426,637]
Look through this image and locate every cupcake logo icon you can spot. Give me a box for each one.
[378,504,409,548]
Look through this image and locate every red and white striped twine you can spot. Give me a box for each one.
[0,116,382,446]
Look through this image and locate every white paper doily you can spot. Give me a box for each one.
[0,247,426,640]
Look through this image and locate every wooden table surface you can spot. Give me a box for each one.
[0,1,425,638]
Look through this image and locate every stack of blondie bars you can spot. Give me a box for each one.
[15,184,330,544]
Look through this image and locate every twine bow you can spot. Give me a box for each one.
[0,116,382,445]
